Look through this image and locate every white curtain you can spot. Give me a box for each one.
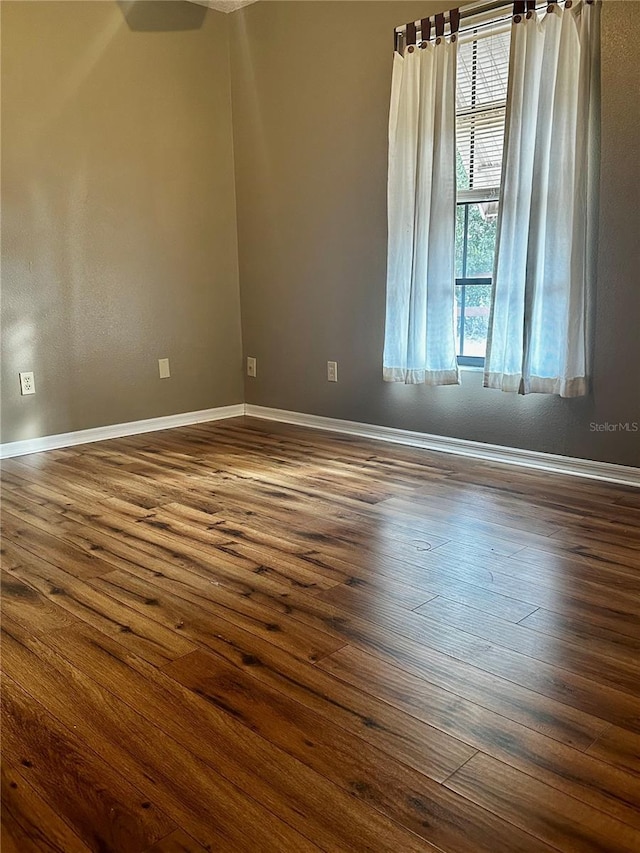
[485,0,601,397]
[383,39,460,386]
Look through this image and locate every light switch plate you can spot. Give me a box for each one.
[158,358,171,379]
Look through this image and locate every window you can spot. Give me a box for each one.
[386,2,599,394]
[455,25,510,365]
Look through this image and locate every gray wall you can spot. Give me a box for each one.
[1,1,243,443]
[2,0,638,466]
[231,0,640,466]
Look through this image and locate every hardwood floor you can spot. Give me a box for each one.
[1,415,639,852]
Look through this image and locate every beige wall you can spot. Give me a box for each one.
[231,1,640,467]
[1,0,243,443]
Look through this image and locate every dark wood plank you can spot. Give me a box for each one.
[1,570,76,634]
[4,541,197,666]
[317,644,640,830]
[309,582,640,735]
[28,623,440,852]
[0,620,323,853]
[1,674,175,852]
[85,560,610,750]
[587,724,640,777]
[1,759,92,853]
[415,595,640,696]
[1,416,638,852]
[164,648,558,853]
[145,830,209,853]
[445,752,640,852]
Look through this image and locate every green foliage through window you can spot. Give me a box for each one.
[455,155,495,360]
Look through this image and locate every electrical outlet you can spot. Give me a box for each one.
[327,361,338,382]
[158,358,171,379]
[247,357,257,378]
[19,371,36,395]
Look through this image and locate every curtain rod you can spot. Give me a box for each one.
[394,0,513,35]
[393,0,584,38]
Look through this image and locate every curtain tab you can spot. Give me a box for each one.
[435,13,445,38]
[420,17,431,45]
[406,21,417,45]
[450,9,461,34]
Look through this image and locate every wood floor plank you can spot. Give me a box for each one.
[444,752,640,852]
[1,759,92,853]
[394,539,640,629]
[5,503,349,664]
[490,544,640,603]
[318,568,534,622]
[28,623,440,852]
[156,497,640,634]
[1,675,175,852]
[300,581,640,734]
[145,499,611,637]
[3,541,197,666]
[587,724,640,777]
[1,416,638,852]
[91,565,346,664]
[0,620,324,853]
[155,501,352,583]
[414,595,640,696]
[143,505,343,593]
[316,644,640,830]
[374,495,553,557]
[387,484,572,535]
[519,605,640,662]
[145,830,210,853]
[1,505,132,580]
[47,599,476,785]
[4,455,181,511]
[164,648,557,853]
[1,570,77,634]
[87,554,611,750]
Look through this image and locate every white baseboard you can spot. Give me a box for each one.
[2,401,637,487]
[245,404,640,488]
[0,404,245,459]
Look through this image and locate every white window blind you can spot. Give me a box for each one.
[456,25,511,202]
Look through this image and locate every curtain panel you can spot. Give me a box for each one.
[383,39,461,386]
[484,0,601,397]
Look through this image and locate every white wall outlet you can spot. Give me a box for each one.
[19,371,36,395]
[158,358,171,379]
[247,356,257,378]
[327,361,338,382]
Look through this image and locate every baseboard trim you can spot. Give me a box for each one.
[0,404,245,459]
[245,405,640,488]
[2,402,637,487]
